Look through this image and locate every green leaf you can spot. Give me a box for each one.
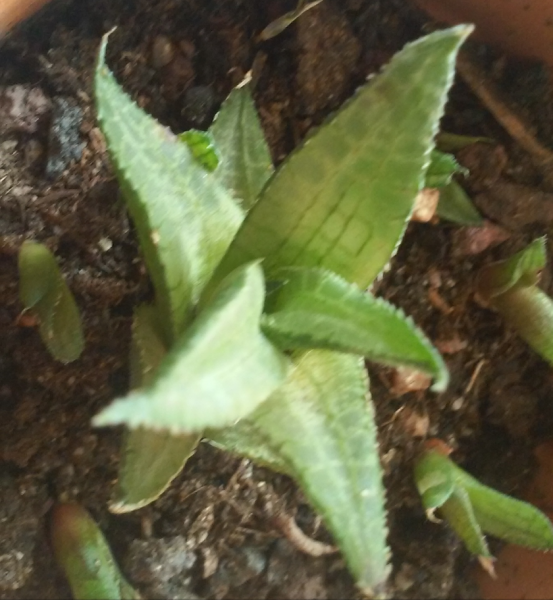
[51,503,139,600]
[491,286,553,368]
[93,262,289,433]
[415,447,553,555]
[476,237,546,301]
[262,267,448,391]
[112,428,199,513]
[440,487,492,558]
[213,26,472,290]
[206,420,293,475]
[18,241,84,363]
[437,180,483,226]
[112,304,200,513]
[457,466,553,550]
[95,34,244,342]
[475,238,553,365]
[249,350,390,595]
[178,130,219,172]
[425,150,467,189]
[209,83,273,211]
[414,449,455,510]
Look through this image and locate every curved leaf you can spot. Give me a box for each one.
[459,466,553,550]
[414,449,455,510]
[415,448,553,554]
[476,238,553,365]
[262,267,448,391]
[209,83,273,210]
[476,237,546,301]
[95,34,244,342]
[250,350,390,595]
[51,503,138,600]
[213,26,472,289]
[93,263,289,433]
[18,241,84,363]
[112,304,200,513]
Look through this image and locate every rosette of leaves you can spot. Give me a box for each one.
[92,26,471,595]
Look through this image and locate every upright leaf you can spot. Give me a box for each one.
[51,503,139,600]
[262,267,448,391]
[112,305,200,513]
[476,238,553,365]
[209,83,273,210]
[213,26,472,289]
[18,241,84,363]
[93,263,289,433]
[249,350,390,595]
[95,35,244,342]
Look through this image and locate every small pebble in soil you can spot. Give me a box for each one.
[124,535,196,585]
[0,85,51,134]
[151,35,176,69]
[45,97,84,180]
[23,138,45,172]
[181,86,218,129]
[205,545,267,599]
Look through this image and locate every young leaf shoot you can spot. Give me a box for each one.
[415,441,553,575]
[476,237,553,365]
[51,503,139,600]
[18,240,84,363]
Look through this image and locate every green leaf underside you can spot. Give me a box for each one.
[437,180,483,226]
[178,130,219,172]
[51,504,138,600]
[249,350,390,593]
[18,241,84,363]
[95,35,244,342]
[416,450,553,552]
[477,237,546,301]
[112,428,199,513]
[213,26,472,291]
[425,150,466,189]
[113,304,200,513]
[440,487,491,557]
[206,420,293,475]
[262,267,448,391]
[209,83,274,211]
[93,263,289,433]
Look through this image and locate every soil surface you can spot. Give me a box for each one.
[1,1,553,598]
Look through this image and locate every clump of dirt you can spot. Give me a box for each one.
[1,1,553,599]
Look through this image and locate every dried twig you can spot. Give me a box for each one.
[456,52,553,178]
